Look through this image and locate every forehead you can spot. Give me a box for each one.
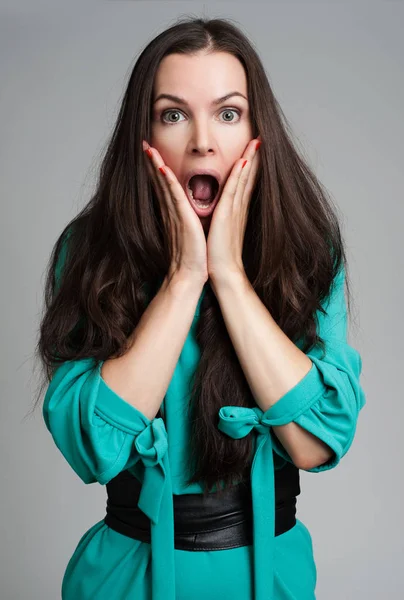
[152,52,248,102]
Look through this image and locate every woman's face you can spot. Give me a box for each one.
[150,51,253,232]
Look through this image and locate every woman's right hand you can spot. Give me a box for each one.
[143,140,208,284]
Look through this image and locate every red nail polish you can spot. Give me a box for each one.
[159,166,166,175]
[255,140,261,150]
[242,159,248,169]
[146,148,153,159]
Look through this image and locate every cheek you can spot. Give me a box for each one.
[149,142,184,188]
[228,137,251,164]
[223,153,242,181]
[149,141,178,168]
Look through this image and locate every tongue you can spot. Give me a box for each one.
[189,175,215,201]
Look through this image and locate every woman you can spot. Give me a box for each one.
[35,16,366,600]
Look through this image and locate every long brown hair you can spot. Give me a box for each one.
[30,16,355,496]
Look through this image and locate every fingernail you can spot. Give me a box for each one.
[242,159,248,169]
[255,140,262,150]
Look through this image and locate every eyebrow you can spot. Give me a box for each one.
[153,91,248,106]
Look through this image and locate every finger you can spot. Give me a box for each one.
[144,152,164,201]
[146,147,189,224]
[220,138,259,212]
[144,148,180,261]
[152,158,188,211]
[145,148,184,264]
[144,146,172,210]
[241,147,261,202]
[144,152,172,234]
[144,146,193,267]
[217,158,246,217]
[234,139,261,209]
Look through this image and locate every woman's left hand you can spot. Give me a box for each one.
[207,137,261,285]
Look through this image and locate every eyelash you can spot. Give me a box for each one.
[160,108,242,126]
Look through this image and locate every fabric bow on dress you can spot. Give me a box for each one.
[133,418,176,600]
[218,404,295,600]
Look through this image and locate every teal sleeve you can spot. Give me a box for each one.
[269,266,366,472]
[45,226,153,484]
[43,359,176,600]
[43,357,153,484]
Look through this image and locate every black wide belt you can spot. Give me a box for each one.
[104,462,300,551]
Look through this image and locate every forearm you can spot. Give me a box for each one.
[211,272,333,470]
[101,273,205,421]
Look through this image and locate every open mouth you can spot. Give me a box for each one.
[186,174,220,211]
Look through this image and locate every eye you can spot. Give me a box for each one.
[160,108,241,125]
[219,109,241,124]
[161,110,185,124]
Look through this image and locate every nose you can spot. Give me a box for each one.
[191,145,214,155]
[188,122,216,155]
[189,137,214,155]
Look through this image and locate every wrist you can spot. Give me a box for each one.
[164,270,207,294]
[209,268,247,295]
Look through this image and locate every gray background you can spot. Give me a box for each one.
[1,1,402,598]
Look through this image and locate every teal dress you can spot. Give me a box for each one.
[43,246,366,600]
